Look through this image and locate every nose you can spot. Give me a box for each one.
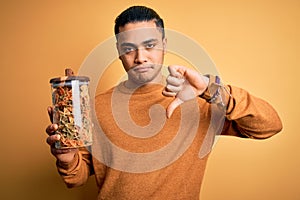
[134,48,148,64]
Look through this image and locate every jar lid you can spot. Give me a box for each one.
[50,76,90,84]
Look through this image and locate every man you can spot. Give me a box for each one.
[46,6,282,199]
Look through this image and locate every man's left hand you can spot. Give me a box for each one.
[162,65,209,118]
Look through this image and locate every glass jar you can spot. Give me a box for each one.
[50,75,93,149]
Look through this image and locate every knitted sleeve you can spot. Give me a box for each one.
[56,147,94,188]
[221,85,283,139]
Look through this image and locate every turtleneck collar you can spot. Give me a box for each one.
[116,77,167,95]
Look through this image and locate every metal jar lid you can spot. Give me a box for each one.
[50,76,90,84]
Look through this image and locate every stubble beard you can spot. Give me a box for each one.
[127,64,163,87]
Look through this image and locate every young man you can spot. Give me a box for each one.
[46,6,282,199]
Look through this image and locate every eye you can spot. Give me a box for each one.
[122,47,136,54]
[125,47,134,53]
[145,43,155,49]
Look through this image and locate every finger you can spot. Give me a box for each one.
[51,147,78,155]
[166,97,184,118]
[45,124,58,135]
[46,134,61,146]
[166,75,185,86]
[162,90,177,97]
[168,65,184,78]
[47,106,53,123]
[165,84,182,93]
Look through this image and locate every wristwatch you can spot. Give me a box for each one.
[200,74,230,111]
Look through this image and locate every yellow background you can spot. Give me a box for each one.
[0,0,299,199]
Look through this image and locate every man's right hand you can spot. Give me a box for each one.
[46,106,78,164]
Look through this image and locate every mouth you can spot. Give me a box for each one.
[132,65,153,73]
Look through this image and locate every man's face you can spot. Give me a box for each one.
[116,20,167,87]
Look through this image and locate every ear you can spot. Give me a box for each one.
[163,38,167,54]
[116,42,121,58]
[116,42,124,61]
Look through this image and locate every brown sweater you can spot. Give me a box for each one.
[57,82,282,200]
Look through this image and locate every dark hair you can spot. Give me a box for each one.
[114,6,165,38]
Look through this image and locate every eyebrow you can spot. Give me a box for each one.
[142,38,159,45]
[120,38,159,47]
[120,42,136,48]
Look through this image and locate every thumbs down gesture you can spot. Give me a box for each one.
[162,65,209,118]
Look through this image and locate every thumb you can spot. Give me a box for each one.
[167,97,184,118]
